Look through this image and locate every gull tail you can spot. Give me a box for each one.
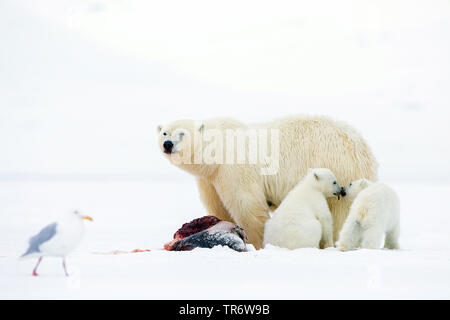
[20,246,38,259]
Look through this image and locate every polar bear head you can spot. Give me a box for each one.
[306,168,342,198]
[157,120,199,155]
[157,118,280,176]
[341,178,372,201]
[157,120,205,167]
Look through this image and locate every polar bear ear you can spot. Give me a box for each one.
[157,125,162,133]
[197,123,205,133]
[314,173,320,181]
[360,179,368,188]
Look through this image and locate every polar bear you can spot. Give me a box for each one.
[336,179,400,251]
[263,168,341,249]
[157,115,378,249]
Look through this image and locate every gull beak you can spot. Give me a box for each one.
[82,216,93,221]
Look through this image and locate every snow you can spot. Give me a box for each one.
[1,1,450,299]
[1,179,450,299]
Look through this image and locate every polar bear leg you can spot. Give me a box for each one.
[197,178,235,223]
[317,214,334,249]
[236,206,269,250]
[295,220,322,249]
[225,193,269,250]
[265,220,321,249]
[336,216,362,251]
[384,223,400,249]
[213,179,269,249]
[360,226,384,249]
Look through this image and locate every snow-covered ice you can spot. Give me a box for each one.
[1,178,449,299]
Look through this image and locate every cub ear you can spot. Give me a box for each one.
[157,125,162,133]
[360,179,368,188]
[197,123,204,132]
[314,173,319,181]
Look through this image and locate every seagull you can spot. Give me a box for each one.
[21,210,93,276]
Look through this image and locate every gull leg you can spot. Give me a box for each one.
[32,257,42,276]
[62,258,69,277]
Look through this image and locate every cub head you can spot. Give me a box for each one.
[306,168,342,198]
[341,178,371,201]
[157,120,204,165]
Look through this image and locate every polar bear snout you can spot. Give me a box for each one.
[332,183,343,198]
[340,187,347,197]
[163,140,174,154]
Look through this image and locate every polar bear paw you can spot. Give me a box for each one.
[320,240,334,249]
[336,241,351,251]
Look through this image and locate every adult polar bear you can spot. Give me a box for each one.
[157,115,378,249]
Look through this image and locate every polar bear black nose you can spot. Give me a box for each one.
[163,140,174,153]
[340,187,347,197]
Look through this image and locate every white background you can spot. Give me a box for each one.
[1,0,450,299]
[1,0,449,181]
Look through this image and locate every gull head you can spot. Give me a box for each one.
[72,210,93,222]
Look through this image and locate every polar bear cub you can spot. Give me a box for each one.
[263,168,342,250]
[336,179,400,251]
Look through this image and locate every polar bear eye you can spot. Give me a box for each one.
[350,183,352,186]
[163,132,167,136]
[333,181,337,185]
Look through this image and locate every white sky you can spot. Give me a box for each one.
[13,0,450,94]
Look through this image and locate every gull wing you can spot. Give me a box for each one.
[21,222,57,256]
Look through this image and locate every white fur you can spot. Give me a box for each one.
[336,179,400,251]
[157,115,378,249]
[263,168,341,249]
